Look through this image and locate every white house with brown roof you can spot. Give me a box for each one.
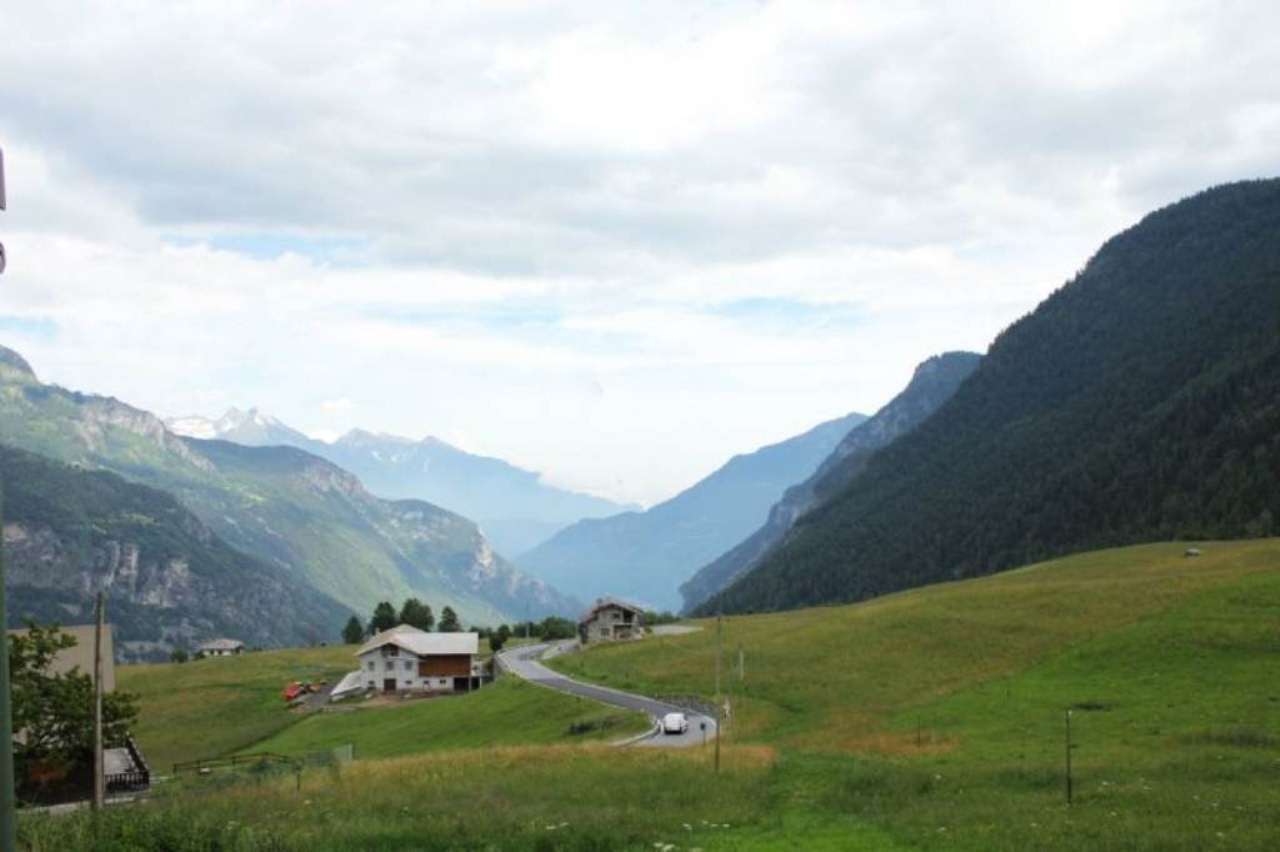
[356,625,487,693]
[579,597,645,643]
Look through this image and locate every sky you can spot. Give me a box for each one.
[1,1,1277,506]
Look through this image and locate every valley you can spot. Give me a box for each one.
[4,48,1279,848]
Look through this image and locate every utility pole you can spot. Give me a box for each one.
[1065,708,1074,806]
[93,592,106,810]
[0,142,17,852]
[714,614,722,773]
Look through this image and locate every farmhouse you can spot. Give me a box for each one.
[357,625,488,693]
[196,638,245,658]
[579,597,645,643]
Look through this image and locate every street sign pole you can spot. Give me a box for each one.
[0,142,17,851]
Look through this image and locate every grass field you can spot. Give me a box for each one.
[118,638,544,770]
[249,677,650,758]
[118,645,356,771]
[549,539,1280,849]
[34,539,1280,850]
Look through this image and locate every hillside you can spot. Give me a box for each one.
[517,410,867,611]
[552,539,1280,849]
[0,346,579,628]
[166,410,636,557]
[39,540,1280,851]
[697,179,1280,616]
[0,444,351,661]
[680,351,981,612]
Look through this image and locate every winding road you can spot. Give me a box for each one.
[498,641,718,748]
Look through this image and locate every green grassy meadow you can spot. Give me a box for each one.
[118,645,356,771]
[117,637,577,770]
[29,539,1280,850]
[249,677,649,758]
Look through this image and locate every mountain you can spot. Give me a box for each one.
[0,444,350,661]
[165,412,636,557]
[165,407,313,446]
[679,351,981,612]
[0,347,580,630]
[695,178,1280,616]
[516,411,868,611]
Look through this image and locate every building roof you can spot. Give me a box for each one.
[197,638,245,651]
[357,625,479,657]
[6,624,115,692]
[580,596,646,624]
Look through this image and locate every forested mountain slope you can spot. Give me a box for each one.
[696,179,1280,615]
[518,410,866,610]
[0,444,350,660]
[680,351,980,612]
[0,347,578,627]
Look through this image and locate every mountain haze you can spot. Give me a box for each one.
[697,179,1280,616]
[166,411,635,556]
[680,351,981,612]
[517,411,867,610]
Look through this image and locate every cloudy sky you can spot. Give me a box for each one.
[1,1,1276,505]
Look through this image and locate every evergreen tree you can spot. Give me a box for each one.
[438,606,461,633]
[369,601,397,634]
[342,615,365,645]
[398,597,434,631]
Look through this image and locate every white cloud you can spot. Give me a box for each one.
[1,0,1277,504]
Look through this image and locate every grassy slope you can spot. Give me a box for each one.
[553,540,1279,747]
[549,539,1280,849]
[42,540,1280,850]
[250,677,650,758]
[119,638,645,771]
[118,646,356,771]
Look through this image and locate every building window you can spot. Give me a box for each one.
[366,661,374,671]
[403,660,412,671]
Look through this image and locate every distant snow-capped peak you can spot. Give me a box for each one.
[166,407,284,440]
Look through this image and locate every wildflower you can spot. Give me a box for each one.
[683,824,693,831]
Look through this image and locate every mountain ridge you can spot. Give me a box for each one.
[680,351,982,612]
[165,409,637,556]
[0,443,351,661]
[0,346,580,631]
[517,409,868,610]
[696,178,1280,616]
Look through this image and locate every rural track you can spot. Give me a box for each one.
[497,642,718,748]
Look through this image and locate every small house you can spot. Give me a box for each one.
[579,597,645,643]
[6,624,115,691]
[196,638,245,658]
[356,625,487,693]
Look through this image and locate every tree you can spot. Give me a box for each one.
[438,606,461,633]
[539,616,577,640]
[369,601,397,635]
[169,648,189,664]
[488,626,507,654]
[342,615,365,645]
[398,598,435,631]
[9,623,139,798]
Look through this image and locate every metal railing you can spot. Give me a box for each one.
[106,735,151,793]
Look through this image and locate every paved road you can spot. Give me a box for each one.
[498,642,717,748]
